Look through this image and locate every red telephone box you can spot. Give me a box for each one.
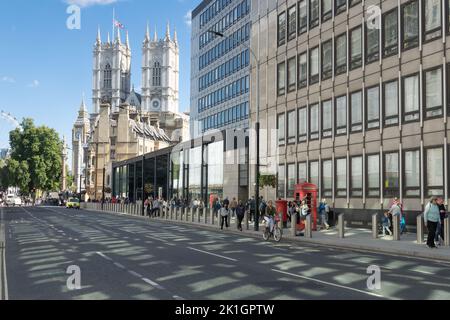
[275,199,288,228]
[294,183,318,231]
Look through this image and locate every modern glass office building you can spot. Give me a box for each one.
[190,0,252,138]
[249,0,450,226]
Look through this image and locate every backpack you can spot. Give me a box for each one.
[259,201,267,212]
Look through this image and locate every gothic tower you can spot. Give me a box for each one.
[72,97,91,193]
[141,23,179,113]
[92,27,131,114]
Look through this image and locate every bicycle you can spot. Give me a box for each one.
[262,216,282,242]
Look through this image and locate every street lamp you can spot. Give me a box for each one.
[207,29,261,231]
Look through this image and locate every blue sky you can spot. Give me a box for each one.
[0,0,198,149]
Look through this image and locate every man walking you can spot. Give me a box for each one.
[236,200,245,231]
[219,202,230,230]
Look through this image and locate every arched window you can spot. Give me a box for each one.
[103,63,112,89]
[152,62,161,86]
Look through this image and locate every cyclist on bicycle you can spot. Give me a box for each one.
[264,200,277,233]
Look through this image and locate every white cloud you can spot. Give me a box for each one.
[1,76,15,83]
[28,80,40,88]
[184,10,192,27]
[65,0,118,8]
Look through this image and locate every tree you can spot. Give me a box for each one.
[7,118,62,193]
[0,159,9,191]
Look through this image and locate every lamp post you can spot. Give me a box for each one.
[207,30,261,231]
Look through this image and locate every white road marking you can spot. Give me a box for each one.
[114,262,126,269]
[128,270,143,278]
[187,247,237,262]
[272,269,386,299]
[173,295,184,300]
[96,252,112,261]
[142,278,165,290]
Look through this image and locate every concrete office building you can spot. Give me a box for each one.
[190,0,252,138]
[250,0,450,226]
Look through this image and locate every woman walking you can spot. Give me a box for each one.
[236,200,245,231]
[424,197,441,249]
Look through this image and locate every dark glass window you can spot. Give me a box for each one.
[402,0,419,50]
[298,52,308,88]
[366,86,380,129]
[335,0,346,15]
[384,80,399,126]
[350,27,362,69]
[298,0,308,34]
[322,40,333,80]
[335,33,347,74]
[366,27,379,64]
[288,5,297,41]
[278,12,286,46]
[322,100,332,138]
[322,0,332,22]
[424,67,443,118]
[335,95,347,135]
[310,0,319,29]
[383,9,398,56]
[277,62,286,96]
[384,152,399,198]
[424,0,441,41]
[309,47,319,84]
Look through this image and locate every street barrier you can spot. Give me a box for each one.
[372,213,378,239]
[444,218,450,247]
[291,213,297,237]
[417,214,424,244]
[305,215,312,238]
[338,214,345,238]
[393,214,400,241]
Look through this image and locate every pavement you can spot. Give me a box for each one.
[2,205,450,300]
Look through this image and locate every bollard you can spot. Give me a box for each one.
[175,207,179,220]
[244,210,249,230]
[393,214,400,241]
[197,208,201,223]
[417,214,424,244]
[372,213,379,239]
[210,208,214,225]
[305,215,312,238]
[444,218,450,247]
[191,208,195,223]
[291,212,297,237]
[203,208,208,224]
[185,208,189,222]
[338,214,345,238]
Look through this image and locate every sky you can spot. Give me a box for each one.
[0,0,198,150]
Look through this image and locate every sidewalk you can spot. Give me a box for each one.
[82,206,450,263]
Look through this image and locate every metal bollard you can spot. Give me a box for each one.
[185,208,190,222]
[175,207,179,220]
[196,208,201,223]
[245,210,249,230]
[444,218,450,247]
[417,214,424,244]
[191,208,195,223]
[338,214,345,238]
[305,215,312,238]
[393,214,400,240]
[291,213,297,237]
[204,208,208,224]
[209,208,213,225]
[169,207,173,220]
[372,213,379,239]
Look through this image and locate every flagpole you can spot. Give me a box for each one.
[112,7,115,39]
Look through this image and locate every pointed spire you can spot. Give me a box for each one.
[126,30,130,48]
[173,27,178,44]
[96,26,101,44]
[145,22,150,41]
[80,94,87,112]
[116,27,121,44]
[153,26,158,42]
[165,21,171,41]
[107,32,111,44]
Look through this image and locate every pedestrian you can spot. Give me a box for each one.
[318,199,330,230]
[236,200,245,231]
[259,196,267,219]
[219,202,230,230]
[265,200,277,233]
[152,197,160,217]
[424,196,441,249]
[388,198,402,232]
[247,196,256,222]
[436,198,447,245]
[230,197,238,217]
[381,212,392,236]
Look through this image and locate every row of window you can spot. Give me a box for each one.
[278,147,446,199]
[278,0,446,47]
[199,0,250,49]
[277,65,445,144]
[199,0,233,29]
[199,49,249,92]
[198,75,250,113]
[201,101,250,132]
[199,23,250,71]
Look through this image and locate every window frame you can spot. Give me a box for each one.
[335,0,347,16]
[335,157,347,197]
[309,160,320,186]
[278,11,287,46]
[350,155,363,197]
[298,161,307,184]
[350,90,363,133]
[382,8,399,57]
[423,66,443,119]
[423,0,442,42]
[298,51,308,89]
[322,0,333,22]
[309,103,320,140]
[277,164,286,199]
[335,94,347,136]
[322,39,333,80]
[309,46,320,85]
[309,0,320,29]
[322,99,333,138]
[322,159,333,197]
[366,153,380,198]
[383,151,400,198]
[335,32,347,75]
[298,0,308,35]
[277,113,286,146]
[287,109,297,144]
[401,0,419,51]
[287,56,297,92]
[298,106,308,142]
[403,148,421,198]
[365,23,380,65]
[383,79,399,127]
[350,26,362,70]
[277,61,286,96]
[288,5,297,41]
[424,146,445,197]
[365,85,380,130]
[402,72,420,123]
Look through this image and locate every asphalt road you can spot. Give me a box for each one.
[1,205,450,300]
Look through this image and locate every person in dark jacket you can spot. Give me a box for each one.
[436,198,447,245]
[236,200,245,231]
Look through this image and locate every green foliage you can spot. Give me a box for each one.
[259,174,277,188]
[6,118,62,193]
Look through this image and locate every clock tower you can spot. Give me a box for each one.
[72,97,91,194]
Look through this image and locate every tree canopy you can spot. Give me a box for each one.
[5,118,63,193]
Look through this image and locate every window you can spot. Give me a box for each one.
[336,95,347,135]
[309,161,319,186]
[366,86,380,129]
[298,0,308,34]
[424,67,442,118]
[298,52,308,88]
[403,73,419,122]
[287,110,296,144]
[152,62,161,86]
[404,150,420,196]
[366,26,379,64]
[350,27,362,69]
[351,156,363,197]
[350,90,362,132]
[278,164,286,198]
[288,5,297,41]
[322,40,333,80]
[335,33,347,75]
[424,0,441,41]
[278,12,286,46]
[277,113,285,146]
[367,154,380,197]
[426,148,444,196]
[287,57,297,92]
[335,0,346,15]
[322,160,332,197]
[103,63,112,89]
[309,47,319,84]
[277,62,286,96]
[309,104,319,140]
[310,0,319,28]
[322,0,332,22]
[383,9,398,56]
[402,0,419,50]
[336,158,347,197]
[384,80,398,126]
[298,162,307,183]
[298,107,308,142]
[322,100,332,138]
[384,152,399,198]
[287,163,296,197]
